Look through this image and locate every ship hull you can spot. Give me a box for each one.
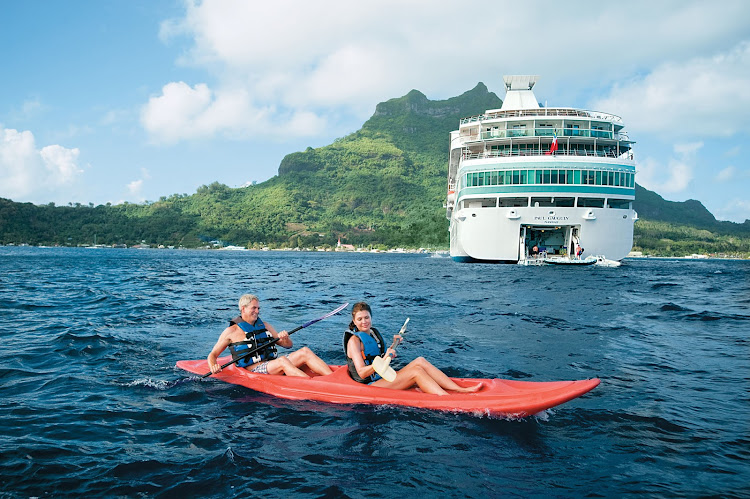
[450,203,634,263]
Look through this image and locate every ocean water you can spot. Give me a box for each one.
[0,247,748,498]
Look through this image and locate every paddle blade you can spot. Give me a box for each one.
[372,355,396,382]
[398,317,410,335]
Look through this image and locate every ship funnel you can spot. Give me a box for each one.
[501,75,541,111]
[503,75,539,91]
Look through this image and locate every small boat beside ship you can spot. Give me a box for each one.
[519,254,621,267]
[544,256,597,266]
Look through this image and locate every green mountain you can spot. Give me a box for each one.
[631,185,750,256]
[634,184,719,227]
[1,83,749,257]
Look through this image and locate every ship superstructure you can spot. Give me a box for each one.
[446,76,636,263]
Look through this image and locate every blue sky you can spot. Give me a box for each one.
[1,1,749,223]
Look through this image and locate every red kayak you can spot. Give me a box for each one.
[176,357,600,418]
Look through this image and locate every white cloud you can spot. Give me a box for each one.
[724,145,741,157]
[125,168,152,200]
[0,127,81,201]
[287,111,328,136]
[101,108,132,127]
[295,44,394,108]
[40,145,81,182]
[21,99,43,118]
[147,1,455,143]
[715,198,750,223]
[591,41,750,140]
[127,179,144,197]
[636,156,693,195]
[141,81,213,143]
[674,142,703,159]
[140,81,301,144]
[147,1,750,145]
[715,166,736,182]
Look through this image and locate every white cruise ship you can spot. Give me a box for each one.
[446,75,636,263]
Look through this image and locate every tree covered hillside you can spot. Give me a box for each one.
[0,84,502,249]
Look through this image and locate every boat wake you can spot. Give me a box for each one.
[124,377,183,390]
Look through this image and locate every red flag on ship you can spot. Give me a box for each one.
[545,132,558,155]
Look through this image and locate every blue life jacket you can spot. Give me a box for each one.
[343,327,385,383]
[228,317,277,367]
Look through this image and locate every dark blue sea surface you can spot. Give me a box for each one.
[0,247,748,498]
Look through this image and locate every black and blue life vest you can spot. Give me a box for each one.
[228,317,277,368]
[343,327,385,383]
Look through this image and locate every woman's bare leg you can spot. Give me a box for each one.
[406,357,482,393]
[372,364,449,395]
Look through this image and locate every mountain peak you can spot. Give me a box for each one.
[371,82,501,119]
[634,185,718,226]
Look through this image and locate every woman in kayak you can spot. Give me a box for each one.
[344,302,481,395]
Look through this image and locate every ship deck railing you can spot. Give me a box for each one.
[461,149,631,160]
[460,108,623,125]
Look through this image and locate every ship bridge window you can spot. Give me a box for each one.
[531,197,555,207]
[476,198,497,208]
[552,197,575,207]
[531,197,575,207]
[462,198,496,209]
[578,198,605,208]
[499,197,528,207]
[607,199,631,209]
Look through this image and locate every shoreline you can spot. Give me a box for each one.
[1,244,747,260]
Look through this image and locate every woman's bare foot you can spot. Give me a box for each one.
[452,382,483,393]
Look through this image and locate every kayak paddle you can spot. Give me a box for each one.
[372,317,409,382]
[200,302,349,379]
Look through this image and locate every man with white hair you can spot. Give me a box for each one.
[207,294,333,377]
